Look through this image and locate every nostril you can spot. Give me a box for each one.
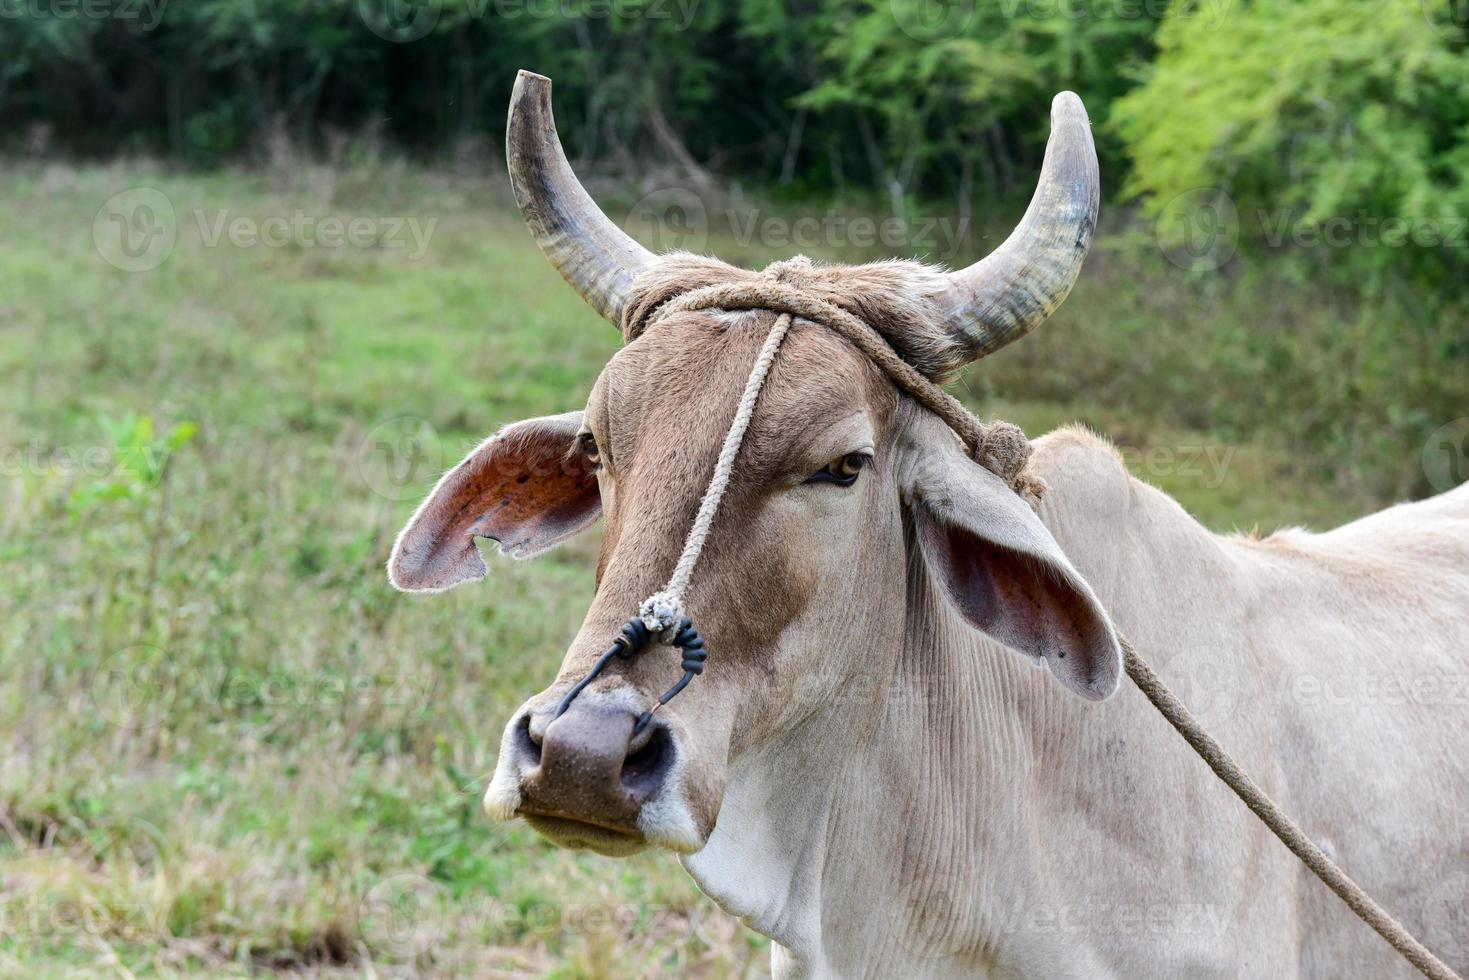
[516,713,542,763]
[620,724,672,801]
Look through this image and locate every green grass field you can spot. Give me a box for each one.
[0,161,1402,978]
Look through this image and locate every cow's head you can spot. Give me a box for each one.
[388,71,1119,856]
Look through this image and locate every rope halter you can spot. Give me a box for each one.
[553,256,1041,732]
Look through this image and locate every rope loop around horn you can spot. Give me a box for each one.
[623,258,1046,504]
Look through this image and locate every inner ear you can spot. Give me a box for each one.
[389,412,601,593]
[914,500,1120,700]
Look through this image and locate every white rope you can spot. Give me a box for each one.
[639,312,795,636]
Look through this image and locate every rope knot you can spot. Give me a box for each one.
[639,591,684,639]
[974,421,1046,506]
[761,255,817,287]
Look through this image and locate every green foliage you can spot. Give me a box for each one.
[68,413,198,512]
[6,0,1468,302]
[1113,0,1469,284]
[0,0,1161,194]
[802,0,1159,197]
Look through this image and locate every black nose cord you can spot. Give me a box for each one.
[552,617,708,734]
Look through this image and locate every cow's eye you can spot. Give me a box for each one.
[806,452,871,487]
[578,432,600,466]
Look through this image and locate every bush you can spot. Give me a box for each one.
[1112,0,1469,289]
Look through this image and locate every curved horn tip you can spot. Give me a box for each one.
[1050,91,1090,127]
[934,89,1100,367]
[509,70,551,116]
[505,66,653,326]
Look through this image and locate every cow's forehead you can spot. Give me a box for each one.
[587,309,897,482]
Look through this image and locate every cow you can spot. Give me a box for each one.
[388,71,1469,978]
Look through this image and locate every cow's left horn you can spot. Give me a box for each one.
[507,70,654,325]
[936,92,1099,365]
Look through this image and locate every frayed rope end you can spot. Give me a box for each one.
[975,420,1046,509]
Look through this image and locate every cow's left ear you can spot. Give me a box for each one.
[902,418,1121,700]
[389,411,601,593]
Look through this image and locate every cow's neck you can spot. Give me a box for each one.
[683,519,1092,977]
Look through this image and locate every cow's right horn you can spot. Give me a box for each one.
[507,70,654,326]
[935,92,1100,368]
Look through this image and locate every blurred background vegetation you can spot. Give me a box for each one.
[5,0,1468,495]
[2,0,1467,976]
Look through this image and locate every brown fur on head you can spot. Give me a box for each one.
[394,286,1120,857]
[574,308,906,839]
[622,253,971,383]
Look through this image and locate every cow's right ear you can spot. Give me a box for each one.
[388,411,601,593]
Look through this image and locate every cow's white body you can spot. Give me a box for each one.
[684,429,1469,979]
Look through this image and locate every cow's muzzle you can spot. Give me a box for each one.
[484,694,701,856]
